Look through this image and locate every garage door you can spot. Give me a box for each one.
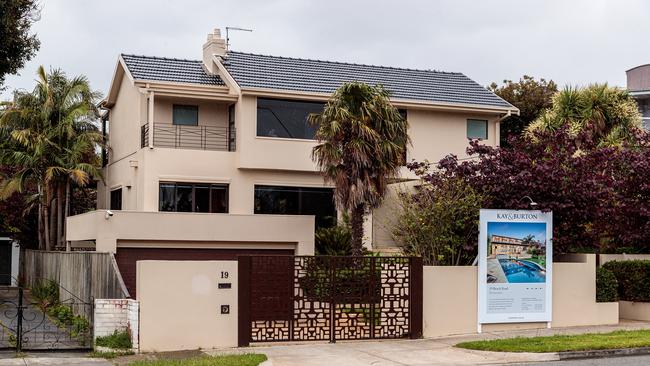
[115,247,294,298]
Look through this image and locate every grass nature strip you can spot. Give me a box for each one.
[126,354,267,366]
[456,330,650,353]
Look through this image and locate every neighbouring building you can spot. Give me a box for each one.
[626,64,650,130]
[66,27,518,297]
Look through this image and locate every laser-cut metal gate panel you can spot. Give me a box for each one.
[239,256,422,345]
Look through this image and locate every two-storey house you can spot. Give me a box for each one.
[66,28,517,297]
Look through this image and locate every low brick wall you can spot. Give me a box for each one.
[94,299,140,351]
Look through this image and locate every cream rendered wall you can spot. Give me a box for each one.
[139,148,328,213]
[66,210,315,255]
[138,260,238,351]
[236,95,320,172]
[108,76,143,163]
[422,254,618,338]
[153,96,229,128]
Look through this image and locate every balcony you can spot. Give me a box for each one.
[141,123,235,151]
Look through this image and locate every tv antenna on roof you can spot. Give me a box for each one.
[226,26,253,50]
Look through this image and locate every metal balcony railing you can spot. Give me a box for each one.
[141,123,235,151]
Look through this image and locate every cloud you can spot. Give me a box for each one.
[2,0,649,100]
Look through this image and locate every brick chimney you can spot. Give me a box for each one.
[202,28,227,74]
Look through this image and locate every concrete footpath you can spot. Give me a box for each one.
[2,320,650,366]
[209,320,650,366]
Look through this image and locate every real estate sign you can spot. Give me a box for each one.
[478,209,553,325]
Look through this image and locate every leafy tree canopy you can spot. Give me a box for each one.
[489,75,558,146]
[0,0,40,88]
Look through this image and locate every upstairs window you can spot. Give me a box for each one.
[467,119,488,140]
[159,182,229,213]
[110,188,122,210]
[257,98,324,139]
[173,105,199,126]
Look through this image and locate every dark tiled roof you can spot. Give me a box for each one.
[119,52,512,108]
[121,54,224,86]
[223,51,513,108]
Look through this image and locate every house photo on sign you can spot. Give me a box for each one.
[478,209,553,326]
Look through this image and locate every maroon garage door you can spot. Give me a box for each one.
[115,247,294,298]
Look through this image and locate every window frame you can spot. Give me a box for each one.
[256,98,325,140]
[109,188,122,210]
[253,185,336,228]
[172,104,199,126]
[467,118,488,140]
[158,182,229,213]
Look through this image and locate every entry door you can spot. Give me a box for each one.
[0,241,11,285]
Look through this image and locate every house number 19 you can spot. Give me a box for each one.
[221,271,229,279]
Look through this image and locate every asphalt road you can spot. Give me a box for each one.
[522,354,650,365]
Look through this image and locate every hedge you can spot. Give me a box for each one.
[602,260,650,302]
[595,267,618,302]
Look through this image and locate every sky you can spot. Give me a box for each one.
[2,0,650,100]
[488,222,547,245]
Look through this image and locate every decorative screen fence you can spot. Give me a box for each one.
[238,255,422,346]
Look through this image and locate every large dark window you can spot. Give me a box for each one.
[254,185,336,228]
[173,105,199,126]
[257,98,324,139]
[110,188,122,210]
[159,182,228,213]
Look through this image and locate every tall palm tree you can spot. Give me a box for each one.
[0,66,102,250]
[309,82,409,256]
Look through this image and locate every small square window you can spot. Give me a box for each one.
[173,105,198,126]
[467,119,488,140]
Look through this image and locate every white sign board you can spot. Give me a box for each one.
[478,209,553,325]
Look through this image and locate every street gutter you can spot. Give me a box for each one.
[558,346,650,360]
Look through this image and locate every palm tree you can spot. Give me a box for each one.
[309,82,409,256]
[526,84,642,147]
[0,66,102,250]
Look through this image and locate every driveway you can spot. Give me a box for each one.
[229,339,556,366]
[208,320,650,366]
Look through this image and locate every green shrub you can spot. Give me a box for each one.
[603,260,650,302]
[596,267,618,302]
[30,280,60,309]
[71,315,90,338]
[95,329,132,350]
[48,304,74,325]
[315,214,370,256]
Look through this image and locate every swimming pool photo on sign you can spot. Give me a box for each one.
[486,222,547,284]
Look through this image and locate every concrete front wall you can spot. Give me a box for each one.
[66,210,315,255]
[137,260,238,352]
[619,301,650,321]
[422,254,618,338]
[153,96,229,128]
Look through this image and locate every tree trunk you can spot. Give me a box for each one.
[57,184,63,248]
[49,195,56,250]
[38,202,44,250]
[64,180,71,251]
[43,203,51,251]
[350,204,365,257]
